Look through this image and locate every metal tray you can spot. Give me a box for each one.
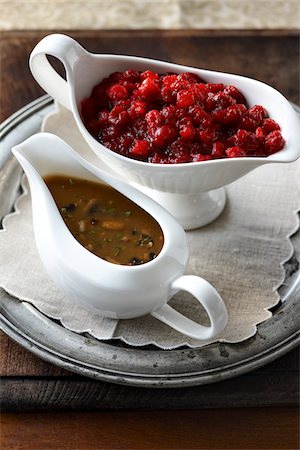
[0,95,299,388]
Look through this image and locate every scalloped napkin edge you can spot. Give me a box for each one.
[0,106,299,349]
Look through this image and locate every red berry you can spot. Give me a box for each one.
[130,140,151,158]
[226,146,248,158]
[240,114,259,131]
[178,116,193,128]
[107,84,128,102]
[122,69,140,82]
[255,127,265,139]
[122,81,136,93]
[212,141,226,158]
[223,85,246,104]
[161,86,176,103]
[176,90,195,108]
[153,125,177,147]
[140,70,159,80]
[178,72,203,83]
[180,125,195,141]
[235,129,260,151]
[265,130,285,154]
[162,74,178,87]
[188,84,205,104]
[213,104,247,125]
[161,105,177,124]
[135,78,160,101]
[198,128,217,145]
[166,141,191,163]
[108,109,130,128]
[129,100,147,120]
[119,135,134,154]
[248,105,268,123]
[206,83,225,93]
[108,72,123,83]
[206,91,236,112]
[97,110,109,128]
[262,118,281,133]
[189,105,213,126]
[145,110,163,129]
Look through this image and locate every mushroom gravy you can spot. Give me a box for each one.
[44,175,164,265]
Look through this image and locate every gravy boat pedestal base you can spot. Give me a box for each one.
[135,185,226,230]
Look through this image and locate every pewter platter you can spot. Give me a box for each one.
[0,96,299,388]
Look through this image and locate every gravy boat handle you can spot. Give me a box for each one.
[29,34,86,110]
[151,275,228,340]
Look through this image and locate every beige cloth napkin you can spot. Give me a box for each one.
[0,106,299,349]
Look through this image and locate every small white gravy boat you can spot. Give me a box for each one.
[12,133,228,340]
[29,34,300,229]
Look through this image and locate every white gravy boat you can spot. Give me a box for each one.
[12,132,228,340]
[29,34,300,229]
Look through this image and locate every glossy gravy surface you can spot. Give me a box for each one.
[44,175,164,265]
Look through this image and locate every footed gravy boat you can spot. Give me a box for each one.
[30,34,300,229]
[12,133,228,340]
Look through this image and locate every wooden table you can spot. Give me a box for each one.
[1,30,299,449]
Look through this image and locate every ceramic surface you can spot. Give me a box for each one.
[12,132,228,339]
[29,34,300,229]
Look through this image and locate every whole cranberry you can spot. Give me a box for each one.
[153,125,177,147]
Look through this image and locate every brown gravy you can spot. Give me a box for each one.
[44,175,164,265]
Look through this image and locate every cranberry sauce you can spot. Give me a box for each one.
[80,70,285,164]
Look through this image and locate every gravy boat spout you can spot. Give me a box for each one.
[29,34,300,230]
[12,132,228,340]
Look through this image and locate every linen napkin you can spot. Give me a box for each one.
[0,105,298,349]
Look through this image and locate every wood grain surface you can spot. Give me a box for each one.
[0,30,299,449]
[2,407,299,450]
